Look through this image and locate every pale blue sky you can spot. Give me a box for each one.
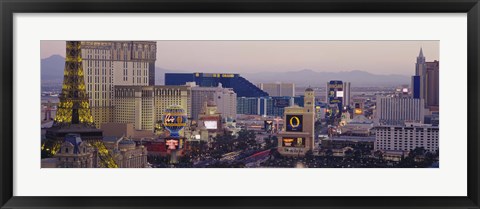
[41,41,439,76]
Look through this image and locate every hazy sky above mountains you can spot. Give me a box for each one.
[41,41,439,76]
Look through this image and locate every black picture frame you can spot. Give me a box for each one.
[1,0,479,208]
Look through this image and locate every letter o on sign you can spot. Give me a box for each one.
[289,116,300,128]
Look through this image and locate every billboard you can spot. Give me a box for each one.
[204,120,218,130]
[336,90,344,98]
[286,115,303,132]
[328,80,344,117]
[274,98,290,108]
[282,137,305,147]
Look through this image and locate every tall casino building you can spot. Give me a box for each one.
[81,41,157,128]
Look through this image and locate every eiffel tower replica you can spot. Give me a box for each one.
[43,41,117,168]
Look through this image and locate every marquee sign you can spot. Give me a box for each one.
[165,138,183,150]
[282,137,305,147]
[286,115,303,132]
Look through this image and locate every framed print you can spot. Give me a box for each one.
[1,0,480,208]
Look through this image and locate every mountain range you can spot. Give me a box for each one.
[41,55,410,87]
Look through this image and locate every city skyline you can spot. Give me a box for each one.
[41,41,439,76]
[41,41,439,169]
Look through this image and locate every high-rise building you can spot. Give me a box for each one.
[326,80,344,117]
[426,60,439,107]
[189,84,237,120]
[414,48,427,101]
[81,41,157,128]
[258,82,295,97]
[411,75,421,99]
[237,97,259,115]
[343,82,351,107]
[214,88,237,119]
[165,73,268,97]
[236,96,304,117]
[277,88,316,156]
[375,96,426,125]
[411,48,439,109]
[374,123,439,152]
[113,85,191,131]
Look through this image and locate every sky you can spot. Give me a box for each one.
[41,41,439,76]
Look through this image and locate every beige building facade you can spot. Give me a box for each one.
[81,41,157,128]
[113,85,191,131]
[277,88,316,156]
[374,123,439,152]
[258,82,295,97]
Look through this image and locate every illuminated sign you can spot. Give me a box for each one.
[330,99,341,103]
[204,120,218,130]
[354,102,363,115]
[355,109,363,115]
[163,105,188,138]
[164,114,187,127]
[274,98,290,108]
[286,115,303,132]
[282,137,305,147]
[336,91,344,98]
[222,74,235,78]
[165,138,181,150]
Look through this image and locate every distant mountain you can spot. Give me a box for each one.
[41,55,65,84]
[242,69,410,87]
[41,55,410,87]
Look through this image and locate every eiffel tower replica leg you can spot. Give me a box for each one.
[42,41,118,168]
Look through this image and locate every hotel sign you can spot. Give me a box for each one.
[286,115,303,132]
[282,137,305,147]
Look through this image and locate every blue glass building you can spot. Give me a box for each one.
[165,73,268,97]
[411,75,421,99]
